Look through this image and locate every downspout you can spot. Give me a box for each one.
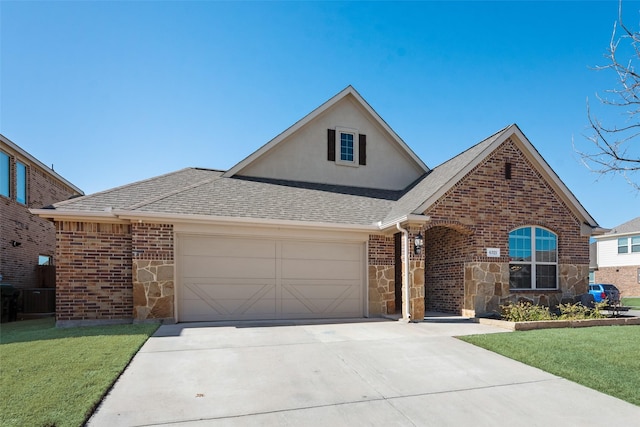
[396,223,411,321]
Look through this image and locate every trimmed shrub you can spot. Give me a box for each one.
[501,302,555,322]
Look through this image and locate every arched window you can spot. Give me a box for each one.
[509,226,558,289]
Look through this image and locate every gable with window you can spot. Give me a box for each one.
[509,226,558,289]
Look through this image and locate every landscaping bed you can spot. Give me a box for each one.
[476,300,640,330]
[477,315,640,331]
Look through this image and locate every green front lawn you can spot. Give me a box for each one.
[0,318,159,427]
[459,325,640,406]
[622,297,640,309]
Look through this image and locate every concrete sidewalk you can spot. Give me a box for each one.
[88,317,640,426]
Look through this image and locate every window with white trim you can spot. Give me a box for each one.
[618,236,640,254]
[618,237,628,254]
[327,127,366,166]
[509,226,558,289]
[340,132,354,162]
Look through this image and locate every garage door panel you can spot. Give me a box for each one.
[182,237,276,258]
[282,259,361,280]
[179,236,364,321]
[182,280,276,299]
[281,280,360,299]
[181,282,277,320]
[182,256,275,279]
[180,301,277,321]
[281,281,360,316]
[281,297,360,317]
[281,241,360,261]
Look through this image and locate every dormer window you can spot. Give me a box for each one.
[327,128,367,166]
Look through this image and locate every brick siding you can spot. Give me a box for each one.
[1,152,78,289]
[595,266,640,297]
[422,138,590,314]
[55,222,132,323]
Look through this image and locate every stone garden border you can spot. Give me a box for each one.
[477,316,640,331]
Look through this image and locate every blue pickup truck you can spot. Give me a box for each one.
[588,284,621,304]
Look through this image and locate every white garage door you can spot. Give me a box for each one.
[178,235,364,322]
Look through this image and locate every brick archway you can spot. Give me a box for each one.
[424,223,474,314]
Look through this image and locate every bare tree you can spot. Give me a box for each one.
[577,1,640,190]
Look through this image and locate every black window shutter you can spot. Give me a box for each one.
[327,129,336,161]
[359,134,367,165]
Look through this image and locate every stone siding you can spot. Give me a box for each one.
[464,262,588,316]
[132,223,175,321]
[367,234,394,315]
[55,222,132,324]
[407,226,426,320]
[595,266,640,297]
[422,138,591,315]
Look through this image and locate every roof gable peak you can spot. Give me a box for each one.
[223,86,429,180]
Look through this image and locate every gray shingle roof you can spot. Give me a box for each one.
[49,124,587,230]
[52,168,396,226]
[604,216,640,235]
[381,126,508,223]
[52,168,221,212]
[136,176,396,226]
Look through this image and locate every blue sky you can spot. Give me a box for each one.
[1,0,639,228]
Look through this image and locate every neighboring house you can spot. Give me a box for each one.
[1,134,84,291]
[591,216,640,297]
[33,86,604,326]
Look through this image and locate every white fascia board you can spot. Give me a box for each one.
[223,86,429,178]
[112,210,379,233]
[377,214,431,232]
[30,208,127,223]
[593,228,636,240]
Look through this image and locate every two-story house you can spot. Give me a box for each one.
[33,86,604,326]
[1,134,83,312]
[591,216,640,297]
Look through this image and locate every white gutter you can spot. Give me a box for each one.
[31,208,380,233]
[378,214,430,232]
[396,222,411,322]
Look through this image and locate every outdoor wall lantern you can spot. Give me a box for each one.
[414,232,423,255]
[10,240,21,247]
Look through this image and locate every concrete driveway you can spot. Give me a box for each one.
[88,317,640,426]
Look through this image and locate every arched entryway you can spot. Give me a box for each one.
[424,223,474,314]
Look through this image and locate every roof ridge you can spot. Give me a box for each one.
[124,173,223,210]
[233,175,404,200]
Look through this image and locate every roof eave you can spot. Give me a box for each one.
[377,214,431,232]
[30,208,128,224]
[1,134,84,195]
